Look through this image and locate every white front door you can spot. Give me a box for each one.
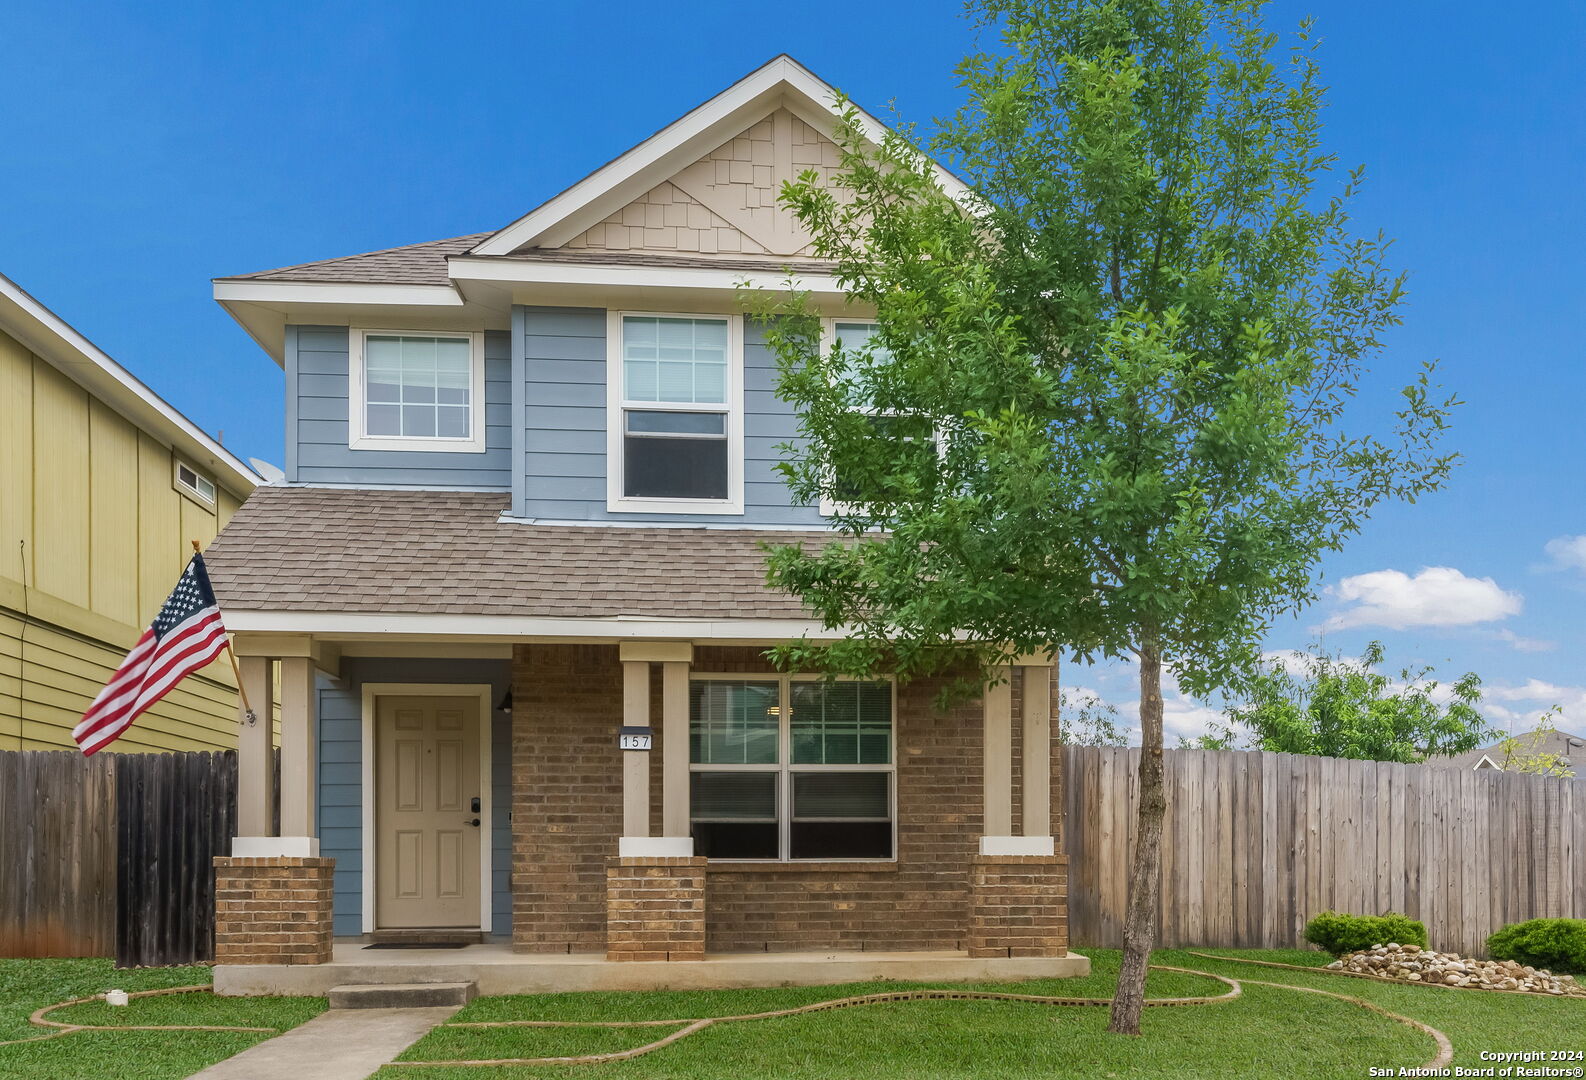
[375,694,482,929]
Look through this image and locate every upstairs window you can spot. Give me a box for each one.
[821,321,940,516]
[689,675,895,862]
[608,314,743,514]
[349,329,486,453]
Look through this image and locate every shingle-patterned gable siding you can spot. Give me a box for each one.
[287,326,512,488]
[516,305,827,526]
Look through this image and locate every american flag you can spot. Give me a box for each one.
[73,553,231,755]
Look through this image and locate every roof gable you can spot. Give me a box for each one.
[470,54,966,257]
[557,109,842,259]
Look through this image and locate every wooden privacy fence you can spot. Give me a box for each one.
[0,749,241,966]
[1063,746,1585,955]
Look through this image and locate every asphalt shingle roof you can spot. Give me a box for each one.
[205,486,838,619]
[215,237,833,287]
[215,233,490,286]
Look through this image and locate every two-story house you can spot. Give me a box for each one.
[1,272,257,751]
[204,56,1084,994]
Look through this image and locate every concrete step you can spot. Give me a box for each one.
[328,981,478,1010]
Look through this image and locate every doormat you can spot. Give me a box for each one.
[363,942,471,950]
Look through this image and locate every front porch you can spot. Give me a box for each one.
[210,635,1081,990]
[213,942,1089,996]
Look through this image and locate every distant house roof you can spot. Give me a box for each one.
[1432,728,1586,776]
[204,486,839,621]
[0,272,258,495]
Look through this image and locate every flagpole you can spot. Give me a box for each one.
[192,539,258,727]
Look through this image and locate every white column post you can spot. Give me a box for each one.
[617,642,694,858]
[981,668,1013,840]
[620,659,651,841]
[661,660,691,839]
[277,655,319,854]
[1018,660,1055,850]
[235,655,275,838]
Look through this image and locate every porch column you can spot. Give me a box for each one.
[1018,658,1055,847]
[980,654,1055,857]
[277,655,318,852]
[981,668,1014,840]
[620,658,651,840]
[615,641,694,858]
[969,651,1066,959]
[608,642,703,962]
[235,655,275,838]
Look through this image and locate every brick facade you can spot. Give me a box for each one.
[967,854,1069,958]
[213,856,334,965]
[511,644,1066,955]
[606,856,707,961]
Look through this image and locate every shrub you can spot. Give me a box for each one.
[1486,919,1586,975]
[1304,911,1429,956]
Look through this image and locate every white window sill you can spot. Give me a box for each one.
[607,497,744,516]
[349,435,487,454]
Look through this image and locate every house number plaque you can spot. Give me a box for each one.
[618,726,653,751]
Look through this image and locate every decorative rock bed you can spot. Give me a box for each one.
[1328,943,1586,996]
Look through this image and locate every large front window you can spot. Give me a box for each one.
[609,314,740,512]
[689,676,895,861]
[350,329,485,452]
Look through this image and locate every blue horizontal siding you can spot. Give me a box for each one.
[516,306,827,525]
[316,658,512,938]
[288,326,513,489]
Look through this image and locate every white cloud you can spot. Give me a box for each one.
[1490,628,1555,653]
[1543,535,1586,572]
[1323,567,1522,631]
[1483,680,1586,735]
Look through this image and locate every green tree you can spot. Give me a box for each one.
[1060,688,1130,747]
[1496,711,1577,778]
[753,0,1457,1033]
[1227,641,1491,762]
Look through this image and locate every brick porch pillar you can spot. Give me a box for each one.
[214,856,335,965]
[968,854,1069,958]
[606,856,706,961]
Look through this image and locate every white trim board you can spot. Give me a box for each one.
[470,54,969,256]
[360,682,495,935]
[445,255,844,295]
[225,611,851,640]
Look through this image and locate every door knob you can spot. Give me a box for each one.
[467,818,481,827]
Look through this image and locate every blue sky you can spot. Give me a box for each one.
[3,2,1583,741]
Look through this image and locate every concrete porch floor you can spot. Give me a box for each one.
[213,942,1091,996]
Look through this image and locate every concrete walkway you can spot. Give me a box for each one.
[186,1005,460,1080]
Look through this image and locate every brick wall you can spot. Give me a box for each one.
[511,644,624,953]
[213,857,334,965]
[512,644,1065,955]
[606,857,707,961]
[968,855,1069,957]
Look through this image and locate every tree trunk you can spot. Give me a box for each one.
[1106,634,1168,1035]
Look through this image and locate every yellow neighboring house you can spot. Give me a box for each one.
[0,272,259,751]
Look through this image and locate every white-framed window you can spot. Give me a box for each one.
[348,329,486,453]
[606,312,744,514]
[689,673,896,862]
[819,319,941,517]
[173,460,217,506]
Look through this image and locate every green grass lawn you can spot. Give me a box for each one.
[0,957,324,1080]
[2,950,1581,1080]
[379,947,1586,1079]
